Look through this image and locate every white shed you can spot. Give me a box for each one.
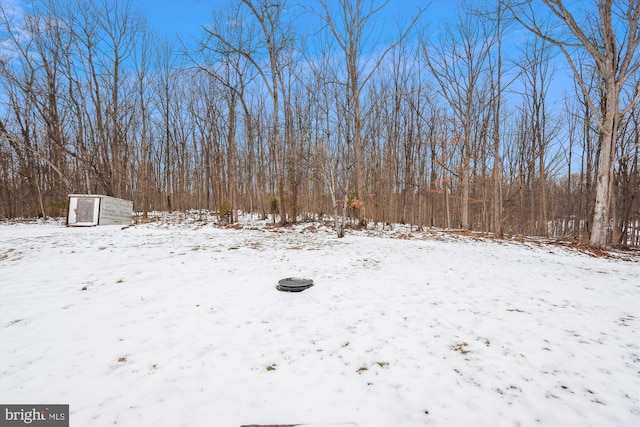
[66,194,133,226]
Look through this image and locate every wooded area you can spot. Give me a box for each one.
[1,0,638,247]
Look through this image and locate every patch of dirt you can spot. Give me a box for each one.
[452,342,471,355]
[546,240,639,260]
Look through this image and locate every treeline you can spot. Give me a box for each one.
[0,0,638,246]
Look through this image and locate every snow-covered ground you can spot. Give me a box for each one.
[1,214,638,427]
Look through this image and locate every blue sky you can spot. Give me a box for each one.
[131,0,459,42]
[132,0,216,40]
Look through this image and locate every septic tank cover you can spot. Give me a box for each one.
[277,277,314,292]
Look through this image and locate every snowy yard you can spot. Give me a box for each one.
[0,215,638,427]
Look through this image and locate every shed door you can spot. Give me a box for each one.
[76,198,96,223]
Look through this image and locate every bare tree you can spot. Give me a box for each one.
[132,24,154,219]
[504,0,640,247]
[515,36,559,236]
[313,0,424,226]
[301,30,352,236]
[424,11,493,230]
[476,1,512,237]
[613,97,640,246]
[203,0,294,223]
